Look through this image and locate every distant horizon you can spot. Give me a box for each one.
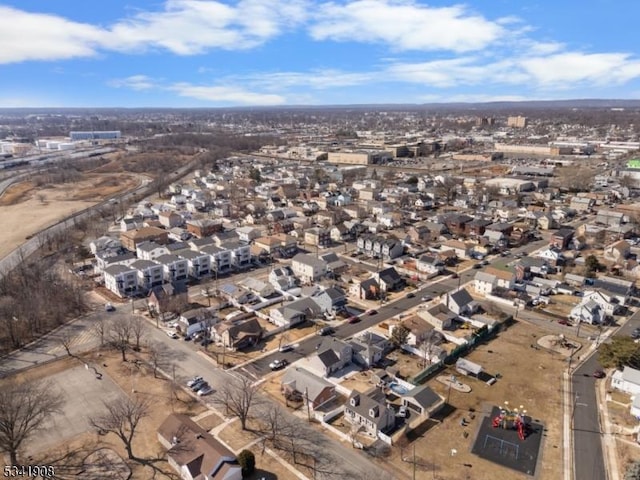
[2,98,640,112]
[3,1,640,108]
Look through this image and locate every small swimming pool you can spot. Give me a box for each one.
[388,382,409,395]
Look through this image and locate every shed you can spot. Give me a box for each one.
[455,358,483,377]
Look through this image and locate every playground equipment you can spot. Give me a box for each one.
[492,402,528,441]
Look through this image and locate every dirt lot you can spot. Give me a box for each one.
[385,320,566,480]
[0,173,139,259]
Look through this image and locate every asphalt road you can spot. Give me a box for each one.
[142,322,388,480]
[572,308,640,480]
[246,238,550,378]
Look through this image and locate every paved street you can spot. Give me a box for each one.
[141,322,393,479]
[572,308,640,480]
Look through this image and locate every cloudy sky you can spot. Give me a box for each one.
[1,0,639,107]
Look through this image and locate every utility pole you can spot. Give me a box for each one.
[413,444,417,480]
[305,387,311,422]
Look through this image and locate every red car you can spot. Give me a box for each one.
[558,319,569,326]
[348,316,360,324]
[593,370,606,379]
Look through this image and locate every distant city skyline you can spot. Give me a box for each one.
[2,1,640,107]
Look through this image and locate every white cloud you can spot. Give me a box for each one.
[246,69,376,89]
[0,1,308,63]
[384,57,530,87]
[417,93,529,103]
[106,0,308,54]
[519,52,640,88]
[309,0,504,52]
[169,82,286,105]
[108,75,157,90]
[0,6,106,63]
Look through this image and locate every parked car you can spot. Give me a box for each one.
[347,316,360,324]
[558,319,569,326]
[317,326,334,336]
[197,384,213,396]
[104,303,115,312]
[397,405,407,418]
[421,295,433,302]
[187,376,203,387]
[200,338,213,347]
[166,330,179,339]
[368,309,378,315]
[190,379,206,391]
[406,292,415,298]
[183,335,192,341]
[278,344,294,353]
[632,328,640,339]
[269,359,288,371]
[473,263,482,269]
[593,370,606,379]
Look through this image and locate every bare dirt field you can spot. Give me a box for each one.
[0,173,139,259]
[385,320,566,480]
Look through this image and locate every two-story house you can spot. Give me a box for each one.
[130,259,164,292]
[291,253,328,284]
[344,388,396,438]
[222,241,251,270]
[177,249,211,279]
[156,254,189,283]
[304,227,331,248]
[307,337,353,377]
[416,254,445,278]
[136,241,170,261]
[269,266,298,291]
[201,245,233,273]
[104,264,138,297]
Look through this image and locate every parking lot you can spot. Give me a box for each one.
[23,362,126,457]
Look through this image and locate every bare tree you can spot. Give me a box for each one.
[435,176,463,205]
[147,342,172,379]
[93,317,108,347]
[417,330,441,368]
[108,316,132,361]
[89,396,150,461]
[214,374,261,430]
[59,330,76,357]
[0,380,64,465]
[130,316,146,352]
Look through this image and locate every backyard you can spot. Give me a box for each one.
[384,319,566,480]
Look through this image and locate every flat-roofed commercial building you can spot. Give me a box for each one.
[328,150,392,165]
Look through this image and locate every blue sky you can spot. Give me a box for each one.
[1,0,639,107]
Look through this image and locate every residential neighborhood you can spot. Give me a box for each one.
[4,104,640,480]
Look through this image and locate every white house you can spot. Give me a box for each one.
[444,289,478,316]
[136,241,170,261]
[612,367,640,396]
[291,253,328,283]
[177,250,211,279]
[582,290,620,317]
[569,300,604,325]
[222,242,251,270]
[483,266,516,290]
[269,266,298,291]
[344,389,395,438]
[235,226,263,243]
[416,255,445,277]
[130,260,164,292]
[155,254,189,283]
[474,271,497,296]
[239,277,275,298]
[104,265,138,297]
